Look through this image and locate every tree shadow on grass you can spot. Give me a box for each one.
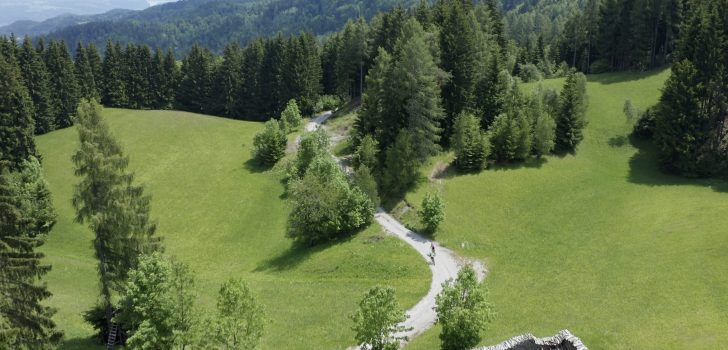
[608,135,629,147]
[62,337,103,350]
[628,136,728,193]
[243,158,271,174]
[253,230,360,272]
[489,157,548,171]
[588,68,668,85]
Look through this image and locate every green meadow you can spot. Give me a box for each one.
[36,109,430,350]
[404,70,728,349]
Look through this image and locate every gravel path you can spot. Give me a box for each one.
[305,111,484,347]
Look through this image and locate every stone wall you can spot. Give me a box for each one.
[474,329,588,350]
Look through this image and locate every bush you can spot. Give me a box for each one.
[352,165,380,208]
[452,113,490,171]
[436,266,494,350]
[252,120,287,166]
[287,156,373,244]
[419,192,445,233]
[315,95,343,112]
[83,303,127,345]
[532,112,556,157]
[353,134,379,170]
[295,127,329,176]
[589,59,611,74]
[633,106,657,140]
[281,99,302,133]
[517,63,543,82]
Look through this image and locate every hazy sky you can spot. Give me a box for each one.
[0,0,179,26]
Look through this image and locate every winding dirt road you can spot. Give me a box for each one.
[304,112,484,347]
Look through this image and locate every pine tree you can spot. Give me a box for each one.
[17,36,56,135]
[75,43,99,101]
[390,18,444,161]
[452,112,489,171]
[71,100,161,331]
[292,33,323,115]
[44,40,79,128]
[555,70,588,152]
[161,49,179,109]
[86,43,103,91]
[177,45,213,114]
[439,1,478,139]
[124,44,154,109]
[355,48,394,148]
[101,41,127,107]
[260,36,288,119]
[336,19,368,99]
[382,130,420,198]
[0,54,37,169]
[212,43,244,118]
[240,39,265,119]
[0,158,62,349]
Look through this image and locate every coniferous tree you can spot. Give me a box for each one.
[72,100,161,332]
[101,41,126,107]
[452,112,490,171]
[555,70,588,152]
[336,19,368,99]
[0,158,62,349]
[382,130,419,198]
[212,43,244,118]
[161,49,179,109]
[177,45,213,114]
[355,48,394,148]
[260,35,288,118]
[240,39,265,119]
[0,54,37,169]
[288,33,323,115]
[390,18,444,161]
[439,1,478,139]
[86,43,103,90]
[75,43,99,101]
[44,40,79,128]
[17,36,56,135]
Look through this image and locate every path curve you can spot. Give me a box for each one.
[304,111,484,347]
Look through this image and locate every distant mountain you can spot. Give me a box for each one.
[0,0,160,27]
[0,9,137,37]
[43,0,417,55]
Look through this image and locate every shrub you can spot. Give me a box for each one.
[352,165,380,208]
[633,106,657,140]
[315,95,343,112]
[589,59,611,74]
[532,112,556,157]
[452,113,490,171]
[353,134,379,170]
[419,192,445,233]
[287,156,373,244]
[281,99,302,133]
[517,63,543,82]
[252,119,287,166]
[295,127,329,176]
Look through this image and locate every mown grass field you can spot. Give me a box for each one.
[404,69,728,349]
[36,109,430,350]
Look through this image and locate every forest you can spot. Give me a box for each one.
[1,0,728,349]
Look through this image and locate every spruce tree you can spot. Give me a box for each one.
[0,54,37,169]
[161,49,179,109]
[71,100,161,330]
[260,35,288,118]
[390,19,444,161]
[101,41,127,107]
[86,43,103,91]
[75,43,99,101]
[212,43,244,118]
[177,45,213,114]
[17,36,56,135]
[240,39,265,119]
[439,1,478,139]
[355,48,394,148]
[382,130,420,198]
[555,70,588,152]
[452,112,489,171]
[44,40,79,128]
[0,158,62,349]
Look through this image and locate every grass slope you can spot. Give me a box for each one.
[36,108,430,350]
[405,69,728,349]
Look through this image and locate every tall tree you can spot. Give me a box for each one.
[16,37,56,135]
[0,54,37,169]
[390,18,444,160]
[555,70,588,152]
[177,45,214,114]
[44,40,79,128]
[101,41,126,107]
[259,35,288,119]
[86,43,103,92]
[74,43,99,101]
[439,1,478,139]
[240,39,265,119]
[212,43,244,118]
[72,100,161,331]
[0,158,62,349]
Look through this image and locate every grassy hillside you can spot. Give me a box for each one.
[36,108,430,350]
[404,69,728,349]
